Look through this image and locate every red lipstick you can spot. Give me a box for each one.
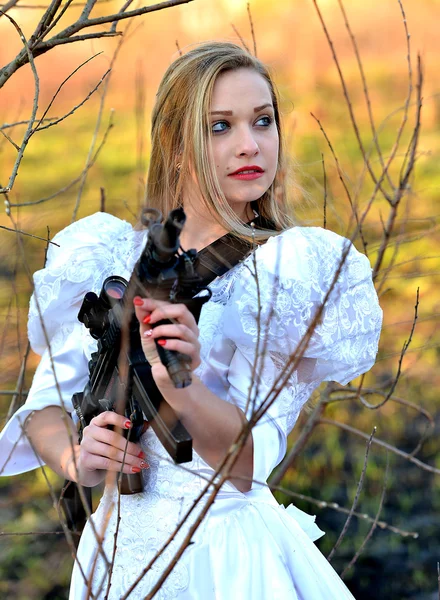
[228,165,264,180]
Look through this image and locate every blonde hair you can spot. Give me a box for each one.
[145,41,293,242]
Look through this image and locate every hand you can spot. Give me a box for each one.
[75,411,149,487]
[133,296,201,389]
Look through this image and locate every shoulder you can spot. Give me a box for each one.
[45,212,138,269]
[50,211,133,249]
[249,226,372,288]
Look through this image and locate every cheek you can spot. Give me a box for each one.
[211,142,225,172]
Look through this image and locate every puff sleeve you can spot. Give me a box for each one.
[0,213,139,476]
[222,227,382,487]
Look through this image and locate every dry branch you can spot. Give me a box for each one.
[0,0,194,90]
[327,427,377,562]
[341,456,389,579]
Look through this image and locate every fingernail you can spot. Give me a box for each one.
[144,329,153,338]
[133,297,143,306]
[140,461,149,469]
[142,315,151,324]
[138,451,145,459]
[132,466,141,473]
[157,339,166,346]
[125,420,132,429]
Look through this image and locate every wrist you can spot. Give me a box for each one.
[154,369,201,418]
[62,445,104,487]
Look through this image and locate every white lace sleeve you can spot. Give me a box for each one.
[223,227,382,485]
[0,212,139,476]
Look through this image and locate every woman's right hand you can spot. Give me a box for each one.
[75,411,149,487]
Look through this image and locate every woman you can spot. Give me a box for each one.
[0,42,382,598]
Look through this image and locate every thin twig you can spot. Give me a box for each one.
[0,11,40,194]
[328,427,376,562]
[0,225,60,245]
[7,118,113,208]
[231,23,250,53]
[311,0,392,203]
[270,394,326,487]
[311,113,368,254]
[341,455,389,579]
[247,2,257,56]
[336,0,394,192]
[371,287,419,409]
[0,128,20,150]
[319,418,440,474]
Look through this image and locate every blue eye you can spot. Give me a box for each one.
[212,121,229,134]
[255,116,272,127]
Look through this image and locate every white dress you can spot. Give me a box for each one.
[0,212,382,599]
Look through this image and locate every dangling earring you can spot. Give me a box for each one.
[176,162,181,173]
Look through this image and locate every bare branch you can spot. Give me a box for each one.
[230,23,250,53]
[0,127,20,150]
[368,288,419,410]
[336,0,394,192]
[0,0,20,15]
[341,455,389,579]
[33,52,104,131]
[36,69,111,132]
[311,113,369,255]
[311,0,392,203]
[327,427,376,562]
[246,2,257,57]
[270,394,326,487]
[319,418,440,475]
[7,114,114,208]
[0,0,193,88]
[0,11,40,194]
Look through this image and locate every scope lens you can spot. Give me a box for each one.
[104,279,126,300]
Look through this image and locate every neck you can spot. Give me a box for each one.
[179,203,227,251]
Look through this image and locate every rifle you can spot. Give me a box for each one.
[60,208,275,534]
[61,207,211,532]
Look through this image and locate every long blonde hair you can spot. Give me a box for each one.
[145,41,292,241]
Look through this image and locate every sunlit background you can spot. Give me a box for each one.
[0,0,439,598]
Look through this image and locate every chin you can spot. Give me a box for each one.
[224,186,269,207]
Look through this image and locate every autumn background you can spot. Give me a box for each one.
[0,0,439,598]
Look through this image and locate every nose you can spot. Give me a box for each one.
[236,126,259,157]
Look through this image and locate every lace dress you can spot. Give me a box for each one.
[0,212,382,599]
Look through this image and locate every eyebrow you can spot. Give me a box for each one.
[210,103,273,116]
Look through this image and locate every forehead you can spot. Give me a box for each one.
[211,68,273,110]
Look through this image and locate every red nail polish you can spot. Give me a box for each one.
[157,339,166,346]
[138,451,145,459]
[132,467,141,473]
[133,297,143,306]
[142,315,151,324]
[125,420,132,429]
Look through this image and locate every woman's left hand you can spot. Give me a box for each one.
[133,296,201,388]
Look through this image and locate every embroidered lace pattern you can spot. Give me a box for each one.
[23,215,381,598]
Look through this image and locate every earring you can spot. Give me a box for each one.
[176,162,181,172]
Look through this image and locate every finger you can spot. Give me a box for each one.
[81,439,149,469]
[140,331,161,365]
[147,303,198,331]
[83,423,143,458]
[133,297,152,327]
[89,411,133,431]
[152,339,201,367]
[81,451,149,474]
[149,323,198,344]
